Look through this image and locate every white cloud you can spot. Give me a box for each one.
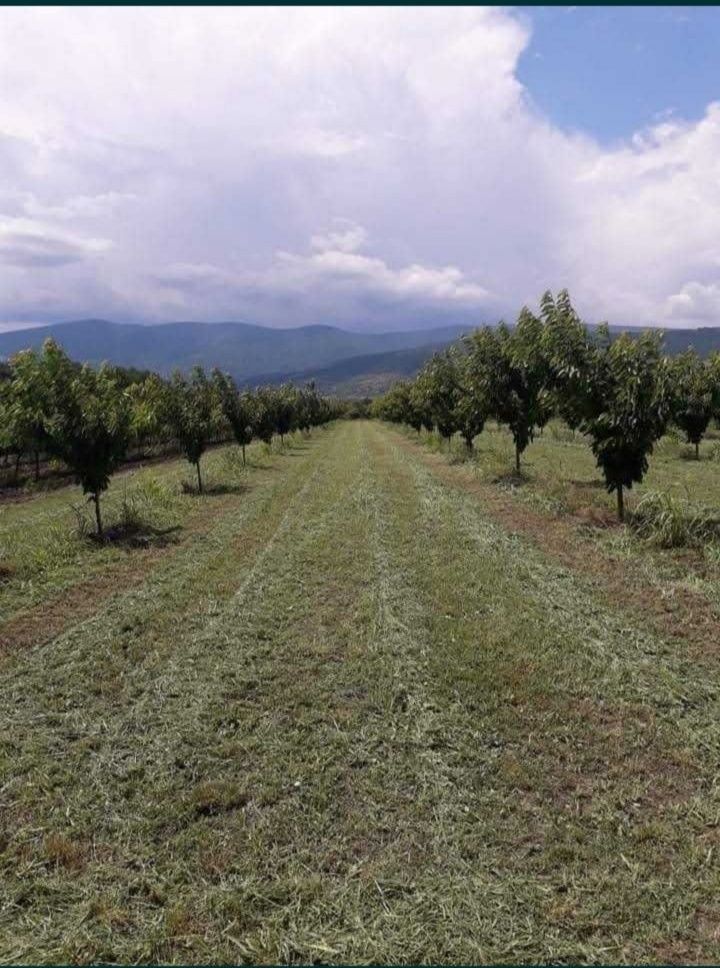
[0,8,719,329]
[23,192,137,221]
[666,281,720,323]
[150,229,489,328]
[0,216,111,267]
[273,246,488,304]
[310,221,368,254]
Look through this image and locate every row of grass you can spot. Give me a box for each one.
[0,433,311,623]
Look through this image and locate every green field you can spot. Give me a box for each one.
[2,420,720,963]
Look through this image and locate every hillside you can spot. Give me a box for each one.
[247,342,454,396]
[283,326,720,397]
[652,327,720,356]
[0,319,467,383]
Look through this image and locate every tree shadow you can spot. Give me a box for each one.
[239,459,276,472]
[205,482,250,496]
[184,480,251,497]
[181,481,249,497]
[89,522,182,549]
[0,562,16,584]
[493,470,529,487]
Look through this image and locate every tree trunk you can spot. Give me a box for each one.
[695,441,700,461]
[515,443,520,474]
[196,460,203,494]
[13,452,21,483]
[616,485,625,522]
[34,449,40,482]
[93,492,104,538]
[242,443,246,466]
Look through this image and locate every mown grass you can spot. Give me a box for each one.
[1,421,719,963]
[418,419,720,518]
[412,419,720,608]
[364,426,720,962]
[0,437,296,624]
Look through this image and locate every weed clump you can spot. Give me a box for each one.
[631,490,720,548]
[190,780,248,817]
[0,561,15,583]
[44,832,86,871]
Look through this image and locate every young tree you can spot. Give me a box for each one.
[164,366,218,493]
[540,295,673,520]
[295,383,322,433]
[408,379,434,433]
[540,289,592,435]
[466,312,550,472]
[127,372,167,455]
[273,384,297,444]
[4,348,52,481]
[0,380,22,482]
[670,349,716,459]
[454,348,489,450]
[251,387,278,446]
[41,340,132,537]
[0,379,15,478]
[580,329,671,521]
[414,351,460,445]
[312,392,334,428]
[372,380,423,430]
[212,370,254,464]
[505,309,553,470]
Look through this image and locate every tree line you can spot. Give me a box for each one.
[0,339,339,535]
[372,290,720,520]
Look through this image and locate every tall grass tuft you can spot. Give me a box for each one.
[631,490,720,548]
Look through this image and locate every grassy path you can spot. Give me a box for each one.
[1,421,719,963]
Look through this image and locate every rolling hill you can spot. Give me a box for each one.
[244,324,720,396]
[0,319,468,383]
[648,327,720,356]
[247,343,453,397]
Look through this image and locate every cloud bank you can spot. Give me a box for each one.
[1,7,719,330]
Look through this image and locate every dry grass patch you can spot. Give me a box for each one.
[43,832,87,872]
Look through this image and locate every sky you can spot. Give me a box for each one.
[1,6,720,332]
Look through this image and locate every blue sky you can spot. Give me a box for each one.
[1,7,720,331]
[518,6,720,141]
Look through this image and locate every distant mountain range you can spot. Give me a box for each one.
[2,317,720,398]
[644,327,720,357]
[0,318,468,388]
